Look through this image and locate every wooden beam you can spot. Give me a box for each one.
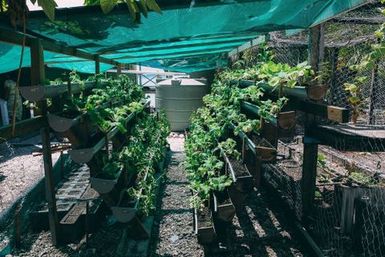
[30,38,59,245]
[301,137,318,218]
[332,16,385,25]
[368,60,379,125]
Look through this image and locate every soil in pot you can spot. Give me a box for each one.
[197,206,213,229]
[230,158,249,177]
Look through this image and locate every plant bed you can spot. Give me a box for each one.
[240,80,328,102]
[241,101,295,130]
[194,206,216,244]
[225,156,253,193]
[212,190,235,222]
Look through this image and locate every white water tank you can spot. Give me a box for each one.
[156,78,208,131]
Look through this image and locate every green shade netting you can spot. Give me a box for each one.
[0,0,367,73]
[0,42,114,74]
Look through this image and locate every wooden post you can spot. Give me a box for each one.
[95,55,100,75]
[301,136,319,218]
[301,25,324,219]
[30,38,59,245]
[308,25,324,72]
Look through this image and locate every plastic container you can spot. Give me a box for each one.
[155,78,208,131]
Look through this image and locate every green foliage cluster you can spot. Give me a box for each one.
[220,46,314,90]
[119,111,170,216]
[66,74,145,133]
[185,67,288,210]
[95,110,169,216]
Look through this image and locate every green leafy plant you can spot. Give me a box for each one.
[344,76,367,124]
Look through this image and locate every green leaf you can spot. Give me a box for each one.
[100,0,118,14]
[38,0,57,21]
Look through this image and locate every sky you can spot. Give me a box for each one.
[27,0,84,10]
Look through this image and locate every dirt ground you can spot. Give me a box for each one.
[0,135,60,213]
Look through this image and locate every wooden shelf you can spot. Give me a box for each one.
[19,81,97,102]
[307,124,385,152]
[236,80,349,123]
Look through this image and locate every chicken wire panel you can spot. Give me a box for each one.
[267,1,385,125]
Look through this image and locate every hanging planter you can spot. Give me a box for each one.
[111,191,138,223]
[69,136,106,163]
[111,205,137,223]
[277,111,296,130]
[90,163,122,194]
[306,84,328,101]
[19,85,67,102]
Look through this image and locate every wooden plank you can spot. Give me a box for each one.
[0,116,45,140]
[332,16,385,25]
[307,124,385,152]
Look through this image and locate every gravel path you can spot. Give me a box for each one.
[150,134,205,257]
[0,136,60,213]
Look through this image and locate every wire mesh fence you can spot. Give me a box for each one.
[262,2,385,256]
